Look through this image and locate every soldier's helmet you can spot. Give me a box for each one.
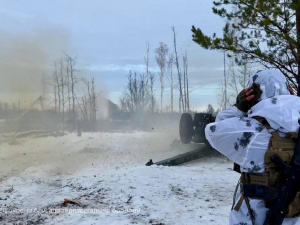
[248,70,291,101]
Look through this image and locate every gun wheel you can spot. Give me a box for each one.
[179,113,193,144]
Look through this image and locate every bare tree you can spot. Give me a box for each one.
[41,73,47,104]
[219,56,238,108]
[182,51,189,112]
[65,54,77,130]
[66,61,71,113]
[59,58,66,131]
[53,62,60,113]
[227,57,239,99]
[53,83,57,112]
[155,42,169,112]
[120,71,151,113]
[223,51,228,109]
[91,78,97,122]
[172,27,184,113]
[225,55,255,105]
[217,80,229,111]
[237,56,253,89]
[167,54,174,113]
[144,43,150,87]
[79,77,100,130]
[149,72,155,113]
[186,65,190,112]
[120,71,135,113]
[82,78,92,121]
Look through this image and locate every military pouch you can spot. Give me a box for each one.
[287,191,300,218]
[242,172,278,187]
[235,117,300,218]
[241,183,279,201]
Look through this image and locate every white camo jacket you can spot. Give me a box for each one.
[205,95,300,225]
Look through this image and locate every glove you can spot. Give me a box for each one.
[235,83,262,112]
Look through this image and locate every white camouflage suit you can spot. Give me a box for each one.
[205,70,300,225]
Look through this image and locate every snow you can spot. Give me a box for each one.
[0,131,239,224]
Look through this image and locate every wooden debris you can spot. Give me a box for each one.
[126,195,133,204]
[62,199,80,207]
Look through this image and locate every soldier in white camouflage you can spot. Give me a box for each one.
[205,70,300,225]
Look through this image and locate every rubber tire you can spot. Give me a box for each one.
[179,113,194,144]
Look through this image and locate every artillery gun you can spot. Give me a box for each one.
[146,112,217,167]
[179,112,215,145]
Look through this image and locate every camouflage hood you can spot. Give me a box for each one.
[248,70,290,101]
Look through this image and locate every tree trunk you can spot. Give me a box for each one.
[183,52,188,112]
[223,51,227,108]
[185,55,190,112]
[54,85,57,112]
[183,62,186,112]
[60,59,65,132]
[160,67,164,112]
[145,43,150,87]
[172,27,183,113]
[66,62,71,112]
[170,62,174,113]
[150,72,155,113]
[54,62,61,113]
[296,5,300,96]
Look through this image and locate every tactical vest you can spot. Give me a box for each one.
[234,116,300,219]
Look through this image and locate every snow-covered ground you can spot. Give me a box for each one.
[0,131,239,225]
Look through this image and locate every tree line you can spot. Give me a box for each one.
[119,27,191,115]
[51,54,100,131]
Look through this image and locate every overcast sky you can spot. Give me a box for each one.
[0,0,226,111]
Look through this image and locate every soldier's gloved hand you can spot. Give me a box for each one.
[235,83,262,112]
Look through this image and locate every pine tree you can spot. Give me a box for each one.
[192,0,300,95]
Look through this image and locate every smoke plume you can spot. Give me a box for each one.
[0,26,72,106]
